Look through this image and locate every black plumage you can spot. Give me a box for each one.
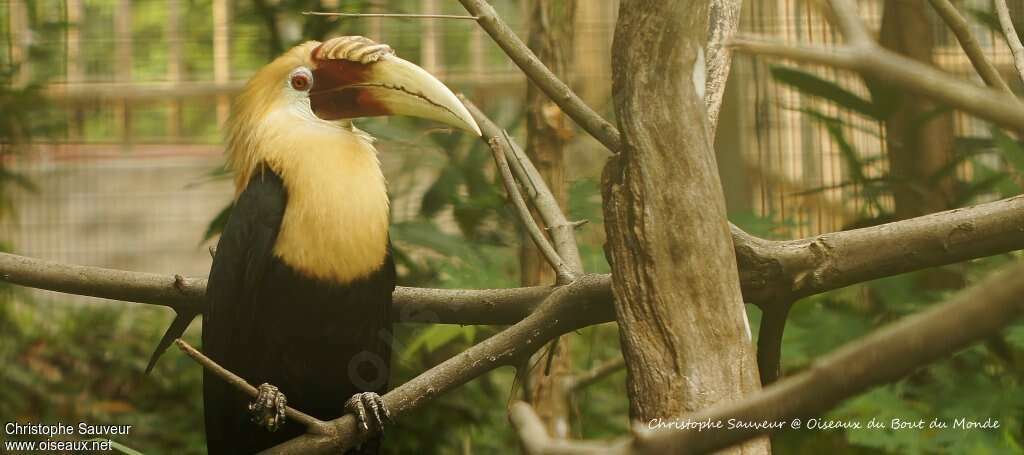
[153,166,395,454]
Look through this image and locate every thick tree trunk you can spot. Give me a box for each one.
[874,0,960,290]
[521,0,577,440]
[877,0,955,220]
[604,1,767,453]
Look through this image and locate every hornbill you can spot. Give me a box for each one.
[146,36,480,454]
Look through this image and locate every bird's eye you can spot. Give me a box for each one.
[290,69,312,92]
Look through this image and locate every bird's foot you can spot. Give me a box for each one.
[249,383,287,432]
[345,392,391,433]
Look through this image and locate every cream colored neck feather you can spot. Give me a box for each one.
[235,110,390,285]
[225,42,389,284]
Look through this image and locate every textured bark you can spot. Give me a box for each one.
[603,1,766,453]
[521,0,577,440]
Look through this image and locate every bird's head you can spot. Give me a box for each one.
[226,36,480,189]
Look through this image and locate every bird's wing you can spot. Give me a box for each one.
[145,166,286,373]
[202,167,286,453]
[204,166,286,353]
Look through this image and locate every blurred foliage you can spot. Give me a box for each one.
[763,39,1024,452]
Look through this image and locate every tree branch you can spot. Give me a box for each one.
[730,0,1024,131]
[258,273,614,454]
[754,299,793,385]
[737,194,1024,303]
[487,134,577,282]
[928,0,1014,93]
[705,0,743,135]
[994,0,1024,84]
[2,195,1022,322]
[510,401,621,455]
[827,0,872,46]
[636,259,1024,453]
[564,357,625,392]
[174,339,324,431]
[464,97,585,275]
[498,259,1024,454]
[456,0,621,153]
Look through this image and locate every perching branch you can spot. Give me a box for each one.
[928,0,1014,93]
[1,200,1022,453]
[994,0,1024,84]
[730,0,1024,131]
[2,195,1023,322]
[259,273,614,454]
[456,0,621,153]
[503,259,1024,454]
[174,339,324,431]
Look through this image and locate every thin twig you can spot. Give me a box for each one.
[565,357,626,392]
[487,135,577,283]
[174,339,325,431]
[994,0,1024,84]
[929,0,1014,93]
[462,98,585,277]
[509,402,621,455]
[827,0,872,46]
[456,0,621,153]
[301,11,479,20]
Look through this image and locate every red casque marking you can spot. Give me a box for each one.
[309,54,390,120]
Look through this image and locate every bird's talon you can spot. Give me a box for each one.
[249,383,287,432]
[345,392,390,433]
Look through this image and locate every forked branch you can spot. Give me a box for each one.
[731,0,1024,130]
[2,196,1022,322]
[928,0,1013,93]
[456,0,622,153]
[504,260,1024,454]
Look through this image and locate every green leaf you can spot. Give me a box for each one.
[202,203,232,243]
[770,66,886,120]
[991,127,1024,174]
[402,325,475,358]
[391,220,481,260]
[420,167,461,217]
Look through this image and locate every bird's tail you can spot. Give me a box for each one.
[146,310,199,374]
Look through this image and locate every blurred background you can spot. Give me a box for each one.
[1,0,1023,453]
